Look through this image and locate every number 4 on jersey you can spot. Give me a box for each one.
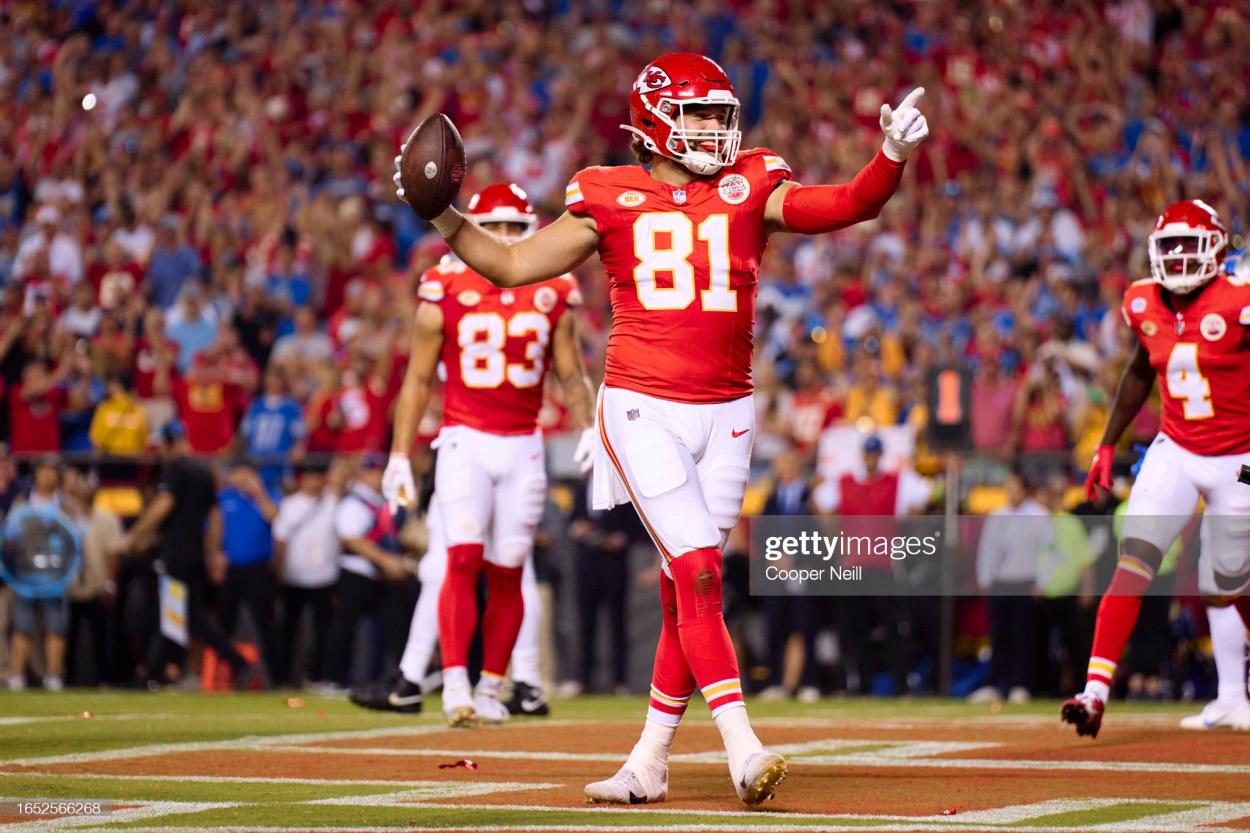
[1165,342,1213,420]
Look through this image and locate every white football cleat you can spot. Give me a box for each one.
[584,765,668,805]
[734,750,787,806]
[473,691,511,725]
[442,680,477,728]
[1180,700,1250,731]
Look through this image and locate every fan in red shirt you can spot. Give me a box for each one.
[9,359,68,453]
[327,355,391,454]
[173,329,256,454]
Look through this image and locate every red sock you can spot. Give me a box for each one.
[646,572,696,725]
[480,563,524,677]
[1086,554,1156,691]
[668,547,744,715]
[438,543,484,670]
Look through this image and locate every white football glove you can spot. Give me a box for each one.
[381,452,417,514]
[392,146,406,201]
[879,87,929,163]
[572,427,596,476]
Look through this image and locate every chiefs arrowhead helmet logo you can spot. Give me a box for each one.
[635,67,672,94]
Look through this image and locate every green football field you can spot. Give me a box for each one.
[0,691,1246,832]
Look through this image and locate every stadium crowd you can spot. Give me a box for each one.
[0,0,1246,700]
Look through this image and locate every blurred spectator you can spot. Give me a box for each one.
[238,368,306,490]
[88,242,143,313]
[9,359,68,454]
[273,460,344,688]
[121,421,255,686]
[1034,472,1095,697]
[58,346,106,453]
[217,461,282,687]
[1012,362,1070,456]
[89,374,149,457]
[14,205,83,286]
[271,306,333,366]
[825,435,912,695]
[146,216,202,310]
[64,466,124,687]
[165,285,218,373]
[4,459,72,691]
[56,282,103,344]
[324,455,410,691]
[757,447,820,701]
[569,482,641,694]
[972,470,1049,704]
[971,355,1019,454]
[174,330,255,455]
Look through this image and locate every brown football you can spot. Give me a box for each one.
[398,113,466,220]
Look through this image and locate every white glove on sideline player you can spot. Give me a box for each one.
[572,427,596,476]
[382,453,417,514]
[880,87,929,163]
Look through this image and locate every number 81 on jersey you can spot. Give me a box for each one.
[632,213,735,312]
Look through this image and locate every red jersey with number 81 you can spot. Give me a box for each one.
[418,257,580,435]
[565,148,792,403]
[1121,275,1250,455]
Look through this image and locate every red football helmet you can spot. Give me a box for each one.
[1148,199,1227,294]
[622,53,742,176]
[465,183,538,237]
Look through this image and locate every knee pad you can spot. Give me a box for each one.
[491,535,533,570]
[442,508,486,545]
[669,547,723,622]
[624,430,688,498]
[514,474,548,528]
[702,464,749,532]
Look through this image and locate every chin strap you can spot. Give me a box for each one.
[619,123,722,175]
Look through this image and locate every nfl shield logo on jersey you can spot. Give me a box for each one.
[626,408,640,421]
[673,189,687,205]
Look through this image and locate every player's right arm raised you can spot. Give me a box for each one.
[428,208,599,289]
[1085,341,1154,498]
[384,301,445,511]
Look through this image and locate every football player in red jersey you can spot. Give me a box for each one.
[384,183,595,727]
[1062,200,1250,738]
[396,53,927,805]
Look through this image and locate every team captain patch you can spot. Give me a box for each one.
[718,173,750,205]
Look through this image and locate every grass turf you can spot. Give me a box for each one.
[0,692,1226,832]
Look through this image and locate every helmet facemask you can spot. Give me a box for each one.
[1148,225,1225,294]
[627,92,742,176]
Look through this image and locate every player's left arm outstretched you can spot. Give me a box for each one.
[764,88,929,234]
[550,307,596,474]
[384,301,445,512]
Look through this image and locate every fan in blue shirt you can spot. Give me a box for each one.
[239,370,306,490]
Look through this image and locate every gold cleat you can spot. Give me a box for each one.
[737,751,787,806]
[444,704,478,728]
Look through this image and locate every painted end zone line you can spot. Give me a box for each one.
[262,739,1250,776]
